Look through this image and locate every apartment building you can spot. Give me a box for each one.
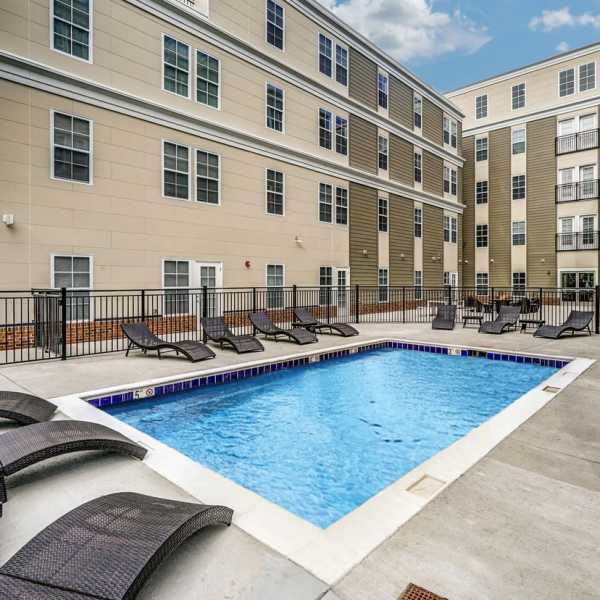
[0,0,464,305]
[448,43,600,295]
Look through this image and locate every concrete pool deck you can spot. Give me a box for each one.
[1,323,599,599]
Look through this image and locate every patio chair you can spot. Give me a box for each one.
[202,316,264,354]
[0,420,146,516]
[121,322,215,363]
[534,311,594,339]
[432,305,457,330]
[479,305,521,335]
[0,390,56,425]
[292,307,359,337]
[0,492,233,599]
[248,311,318,344]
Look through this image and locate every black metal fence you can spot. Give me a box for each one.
[1,286,598,365]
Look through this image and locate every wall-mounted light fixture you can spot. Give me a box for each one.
[295,235,304,245]
[2,214,14,227]
[362,249,368,257]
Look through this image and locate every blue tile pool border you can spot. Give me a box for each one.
[87,341,571,409]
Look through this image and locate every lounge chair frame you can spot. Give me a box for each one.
[432,305,457,330]
[202,317,264,353]
[0,390,56,425]
[248,311,318,345]
[479,305,521,335]
[292,307,359,337]
[534,310,594,339]
[121,322,215,362]
[0,492,233,600]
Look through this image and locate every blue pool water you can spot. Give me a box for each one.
[106,348,556,528]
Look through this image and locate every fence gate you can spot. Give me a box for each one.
[33,290,62,357]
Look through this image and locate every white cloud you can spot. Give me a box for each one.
[556,41,570,53]
[529,7,600,31]
[316,0,491,62]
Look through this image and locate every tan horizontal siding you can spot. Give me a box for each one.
[349,114,378,174]
[462,136,475,287]
[349,48,378,111]
[389,134,414,187]
[457,166,463,206]
[526,117,557,287]
[423,204,443,286]
[422,98,443,146]
[349,183,378,285]
[489,127,511,287]
[389,76,413,130]
[457,122,463,157]
[457,214,463,286]
[422,150,443,197]
[389,194,414,285]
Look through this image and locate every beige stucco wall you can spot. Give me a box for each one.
[0,80,350,290]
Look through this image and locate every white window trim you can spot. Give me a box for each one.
[265,0,285,52]
[378,70,389,111]
[511,126,526,154]
[335,42,348,87]
[378,133,389,172]
[195,49,221,111]
[558,66,576,98]
[378,197,388,233]
[512,174,527,201]
[335,114,349,157]
[557,268,597,289]
[413,92,423,132]
[265,167,285,217]
[265,81,285,134]
[195,148,221,206]
[511,82,526,111]
[51,254,94,322]
[335,186,348,227]
[475,94,488,119]
[49,110,94,186]
[161,258,192,317]
[161,139,192,201]
[317,31,334,78]
[318,107,333,151]
[50,0,94,64]
[512,220,527,245]
[318,182,333,224]
[378,267,389,303]
[161,33,192,100]
[579,60,597,93]
[265,263,286,287]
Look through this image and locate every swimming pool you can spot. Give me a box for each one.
[106,347,557,528]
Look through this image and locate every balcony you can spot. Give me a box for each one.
[555,129,599,155]
[556,231,599,251]
[556,180,600,202]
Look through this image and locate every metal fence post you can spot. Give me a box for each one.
[252,287,257,335]
[202,285,208,342]
[326,287,331,323]
[595,286,600,334]
[355,284,360,324]
[140,289,146,322]
[60,287,67,361]
[402,287,406,323]
[539,287,544,323]
[292,284,297,312]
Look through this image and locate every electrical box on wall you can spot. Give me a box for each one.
[2,214,15,227]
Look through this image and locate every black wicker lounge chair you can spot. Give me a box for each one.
[0,390,56,425]
[248,311,318,344]
[479,305,521,334]
[202,317,264,353]
[292,307,359,337]
[0,420,146,516]
[534,310,594,339]
[0,492,233,599]
[121,322,215,362]
[432,305,457,330]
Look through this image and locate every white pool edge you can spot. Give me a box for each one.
[52,339,594,586]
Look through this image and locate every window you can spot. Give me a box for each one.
[413,94,422,129]
[163,260,190,315]
[582,215,596,247]
[266,264,284,308]
[336,187,348,225]
[266,169,284,215]
[52,0,91,61]
[196,51,220,108]
[444,167,457,196]
[444,166,450,194]
[414,270,423,299]
[378,268,389,303]
[443,117,458,148]
[378,198,388,232]
[319,33,332,77]
[196,150,219,204]
[512,220,526,246]
[319,109,332,150]
[476,272,489,295]
[414,152,422,183]
[580,62,596,92]
[378,73,388,109]
[319,183,333,223]
[476,137,488,161]
[580,165,596,198]
[53,255,92,320]
[443,271,450,287]
[336,45,348,86]
[476,224,488,248]
[512,128,526,154]
[163,36,190,97]
[266,84,284,132]
[512,83,526,109]
[443,116,450,145]
[414,207,422,238]
[580,113,596,131]
[476,181,488,204]
[444,216,450,242]
[475,94,488,119]
[266,0,284,50]
[512,272,526,295]
[163,141,189,199]
[378,136,388,171]
[512,175,526,200]
[559,68,575,97]
[444,216,457,243]
[52,112,91,183]
[336,116,348,155]
[320,266,333,305]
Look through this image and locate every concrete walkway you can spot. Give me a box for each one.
[1,324,599,599]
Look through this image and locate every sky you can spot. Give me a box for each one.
[316,0,600,92]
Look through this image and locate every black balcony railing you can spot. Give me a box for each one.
[556,128,600,155]
[556,231,600,251]
[556,179,600,202]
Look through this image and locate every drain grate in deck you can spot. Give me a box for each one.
[543,386,561,394]
[399,583,448,600]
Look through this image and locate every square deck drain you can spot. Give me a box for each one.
[543,386,561,394]
[407,475,446,499]
[399,583,448,600]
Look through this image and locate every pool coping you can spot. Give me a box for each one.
[52,338,593,586]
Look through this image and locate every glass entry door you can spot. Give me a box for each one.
[193,262,223,317]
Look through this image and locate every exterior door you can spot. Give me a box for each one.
[336,268,350,320]
[580,165,596,199]
[558,217,575,250]
[581,215,596,249]
[559,168,575,201]
[193,262,223,317]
